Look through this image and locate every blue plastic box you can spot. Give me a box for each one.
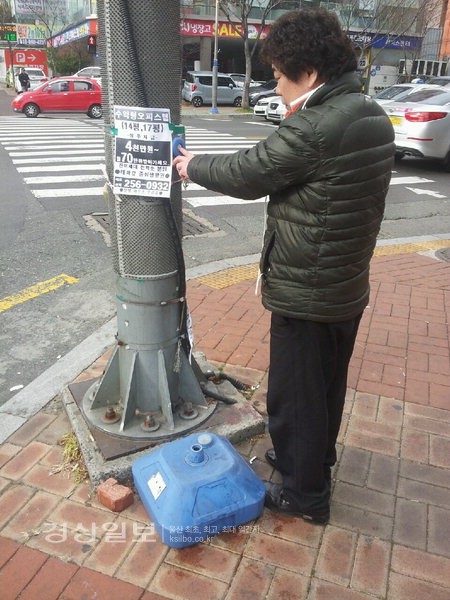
[132,432,265,548]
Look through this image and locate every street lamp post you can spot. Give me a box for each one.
[211,0,219,114]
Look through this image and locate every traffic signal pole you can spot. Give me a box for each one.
[82,0,216,439]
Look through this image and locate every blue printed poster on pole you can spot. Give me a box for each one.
[113,106,172,198]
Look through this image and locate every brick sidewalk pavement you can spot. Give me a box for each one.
[0,250,449,599]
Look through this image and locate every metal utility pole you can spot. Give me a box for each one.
[210,0,219,114]
[82,0,216,439]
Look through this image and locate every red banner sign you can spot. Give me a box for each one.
[5,49,48,75]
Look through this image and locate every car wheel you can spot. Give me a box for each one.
[192,97,203,108]
[23,103,40,118]
[88,104,103,119]
[233,96,242,107]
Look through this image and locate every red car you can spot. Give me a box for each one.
[12,76,102,119]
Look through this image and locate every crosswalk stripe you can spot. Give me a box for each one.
[389,177,433,185]
[24,174,105,184]
[5,144,104,151]
[9,148,104,157]
[186,195,265,207]
[17,164,103,173]
[32,187,103,198]
[13,156,105,164]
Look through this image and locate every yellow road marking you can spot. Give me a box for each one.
[0,274,79,314]
[196,240,450,289]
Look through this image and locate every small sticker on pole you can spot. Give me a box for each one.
[113,106,172,198]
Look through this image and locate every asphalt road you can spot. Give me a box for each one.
[0,87,449,408]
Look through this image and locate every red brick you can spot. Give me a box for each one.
[0,536,20,568]
[0,484,35,528]
[258,509,322,548]
[356,379,404,402]
[389,572,450,600]
[404,379,429,405]
[266,567,309,600]
[51,499,118,531]
[351,536,390,596]
[393,498,427,549]
[406,350,429,372]
[316,526,357,585]
[0,545,48,600]
[406,403,450,422]
[382,364,406,387]
[0,442,50,480]
[166,541,239,583]
[19,556,78,600]
[0,443,21,468]
[430,437,450,469]
[429,506,450,557]
[60,566,144,600]
[2,490,60,541]
[115,536,168,588]
[309,579,374,599]
[149,563,228,600]
[345,428,399,456]
[358,360,383,383]
[6,413,56,446]
[225,556,274,599]
[97,478,134,512]
[429,383,450,410]
[392,545,450,588]
[400,430,429,463]
[23,464,77,497]
[83,518,136,576]
[245,530,315,574]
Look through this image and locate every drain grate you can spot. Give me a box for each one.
[88,209,219,240]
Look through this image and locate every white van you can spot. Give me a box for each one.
[14,67,48,92]
[182,71,242,107]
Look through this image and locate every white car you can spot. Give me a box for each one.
[74,66,102,85]
[253,95,278,118]
[383,86,450,170]
[14,67,48,92]
[266,96,287,123]
[227,73,263,88]
[373,83,440,106]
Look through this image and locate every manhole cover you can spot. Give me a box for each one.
[435,247,450,262]
[87,209,219,239]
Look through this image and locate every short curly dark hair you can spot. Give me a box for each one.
[260,8,357,82]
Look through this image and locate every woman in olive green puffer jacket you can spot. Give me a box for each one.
[174,8,395,523]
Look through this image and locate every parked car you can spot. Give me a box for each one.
[182,71,242,107]
[227,73,263,88]
[427,76,450,87]
[12,76,103,118]
[74,66,102,82]
[265,96,287,123]
[373,83,438,106]
[253,95,278,118]
[249,79,277,106]
[382,86,450,170]
[14,67,48,93]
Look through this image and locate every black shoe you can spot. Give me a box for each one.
[264,482,329,524]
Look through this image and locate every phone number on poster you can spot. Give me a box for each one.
[117,179,170,191]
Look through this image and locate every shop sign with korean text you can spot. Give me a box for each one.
[113,106,172,198]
